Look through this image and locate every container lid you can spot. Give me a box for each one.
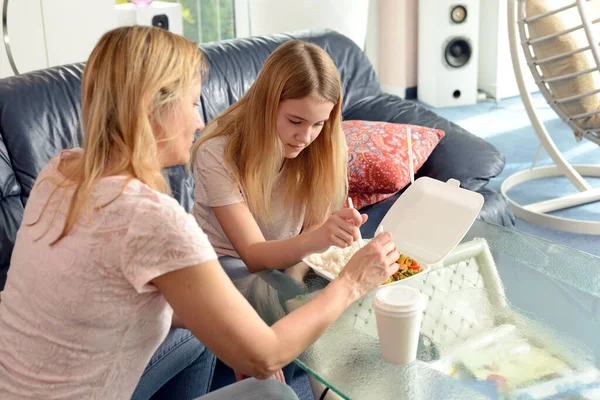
[376,177,484,265]
[372,285,425,314]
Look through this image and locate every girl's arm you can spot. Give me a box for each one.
[301,205,330,233]
[213,202,366,272]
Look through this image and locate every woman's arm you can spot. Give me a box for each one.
[153,233,398,379]
[213,202,365,272]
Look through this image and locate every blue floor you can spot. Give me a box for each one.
[430,93,600,257]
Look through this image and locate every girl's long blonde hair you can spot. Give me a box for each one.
[34,26,205,243]
[193,40,347,228]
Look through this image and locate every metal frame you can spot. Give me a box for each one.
[505,0,600,234]
[2,0,18,75]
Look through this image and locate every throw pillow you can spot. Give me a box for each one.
[344,120,445,209]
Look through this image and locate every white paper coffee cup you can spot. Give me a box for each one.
[372,285,427,364]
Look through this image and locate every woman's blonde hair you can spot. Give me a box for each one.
[34,26,205,243]
[193,40,347,228]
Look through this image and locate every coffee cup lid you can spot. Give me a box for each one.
[372,285,425,314]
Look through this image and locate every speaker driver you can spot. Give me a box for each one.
[152,14,170,31]
[450,5,467,23]
[444,38,471,68]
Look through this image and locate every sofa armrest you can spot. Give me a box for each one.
[343,93,505,192]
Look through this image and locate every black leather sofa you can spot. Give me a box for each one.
[0,29,514,290]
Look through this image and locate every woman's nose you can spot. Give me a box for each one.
[196,112,205,131]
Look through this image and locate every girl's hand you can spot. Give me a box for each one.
[310,208,367,253]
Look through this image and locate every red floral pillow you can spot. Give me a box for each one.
[344,120,445,209]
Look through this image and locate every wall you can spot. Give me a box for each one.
[242,0,418,98]
[376,0,418,98]
[43,0,116,67]
[0,0,116,79]
[0,0,47,78]
[404,0,418,92]
[245,0,386,76]
[364,0,379,73]
[479,0,538,100]
[247,0,370,49]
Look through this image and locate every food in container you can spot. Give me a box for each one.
[304,239,427,284]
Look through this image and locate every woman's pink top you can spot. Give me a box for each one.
[0,151,217,399]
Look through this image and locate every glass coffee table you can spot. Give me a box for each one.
[247,220,600,399]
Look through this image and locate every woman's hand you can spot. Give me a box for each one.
[337,231,399,297]
[310,208,367,253]
[272,369,286,384]
[235,369,286,384]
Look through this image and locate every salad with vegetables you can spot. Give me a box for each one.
[384,254,422,284]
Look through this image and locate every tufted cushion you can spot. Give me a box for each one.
[526,0,600,135]
[345,121,445,209]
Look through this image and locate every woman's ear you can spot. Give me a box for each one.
[147,110,157,136]
[147,98,164,136]
[147,102,162,139]
[147,96,156,120]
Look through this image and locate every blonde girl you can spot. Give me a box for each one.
[192,40,366,280]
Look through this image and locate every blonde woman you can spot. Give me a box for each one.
[0,27,400,400]
[192,40,366,283]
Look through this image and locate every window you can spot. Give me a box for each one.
[164,0,235,43]
[116,0,247,43]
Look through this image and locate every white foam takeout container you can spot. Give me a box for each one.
[302,177,484,286]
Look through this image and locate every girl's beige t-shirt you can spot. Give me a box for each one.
[192,136,305,258]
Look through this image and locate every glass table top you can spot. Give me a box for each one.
[248,220,600,399]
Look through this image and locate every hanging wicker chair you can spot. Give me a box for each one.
[505,0,600,234]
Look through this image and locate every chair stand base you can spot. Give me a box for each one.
[501,164,600,235]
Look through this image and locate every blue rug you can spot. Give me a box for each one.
[429,93,600,256]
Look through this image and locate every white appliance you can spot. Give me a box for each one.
[478,0,538,101]
[0,0,116,78]
[418,0,480,108]
[115,2,183,36]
